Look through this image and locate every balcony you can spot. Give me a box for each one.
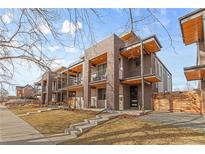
[121,56,163,85]
[91,70,107,82]
[62,83,68,88]
[33,89,42,96]
[120,35,161,59]
[68,77,83,86]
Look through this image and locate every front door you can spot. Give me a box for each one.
[130,86,138,107]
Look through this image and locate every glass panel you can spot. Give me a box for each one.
[98,88,106,100]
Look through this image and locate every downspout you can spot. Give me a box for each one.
[140,40,145,114]
[196,42,201,90]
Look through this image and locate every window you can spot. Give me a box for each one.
[135,58,140,66]
[98,88,106,100]
[97,63,107,76]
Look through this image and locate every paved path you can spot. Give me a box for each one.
[0,105,53,145]
[139,112,205,132]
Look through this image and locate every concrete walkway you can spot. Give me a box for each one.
[139,112,205,133]
[0,105,52,145]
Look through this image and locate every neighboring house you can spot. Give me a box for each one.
[33,80,42,100]
[39,31,172,110]
[16,84,34,98]
[179,8,205,113]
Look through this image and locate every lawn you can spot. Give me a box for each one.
[20,109,97,135]
[9,105,45,115]
[63,114,205,145]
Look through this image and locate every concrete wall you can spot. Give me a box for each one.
[153,90,203,114]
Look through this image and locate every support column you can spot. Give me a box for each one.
[140,40,145,114]
[200,14,205,115]
[60,74,63,104]
[106,35,119,110]
[83,58,91,108]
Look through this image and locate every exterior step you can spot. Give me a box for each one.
[69,121,89,130]
[75,123,97,133]
[69,130,81,137]
[64,112,124,141]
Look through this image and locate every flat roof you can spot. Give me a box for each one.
[120,35,162,58]
[179,9,205,21]
[184,64,205,80]
[121,35,162,50]
[179,9,205,45]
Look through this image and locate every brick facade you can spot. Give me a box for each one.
[16,85,34,98]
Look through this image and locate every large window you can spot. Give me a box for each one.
[98,88,106,100]
[97,63,107,76]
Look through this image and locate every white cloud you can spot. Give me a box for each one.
[51,59,68,69]
[38,23,51,35]
[65,47,80,53]
[61,20,82,34]
[2,12,13,24]
[48,46,60,52]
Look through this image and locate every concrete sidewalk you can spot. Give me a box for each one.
[0,105,53,145]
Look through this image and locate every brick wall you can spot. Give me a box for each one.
[152,90,203,114]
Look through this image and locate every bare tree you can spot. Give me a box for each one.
[0,8,102,92]
[0,8,177,95]
[127,8,177,54]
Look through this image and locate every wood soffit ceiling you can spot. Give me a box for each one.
[121,38,161,58]
[90,53,107,65]
[121,75,161,85]
[184,68,205,81]
[181,16,203,45]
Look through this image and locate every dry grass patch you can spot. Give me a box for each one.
[21,109,97,135]
[9,106,44,115]
[63,115,205,145]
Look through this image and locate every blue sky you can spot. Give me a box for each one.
[0,8,199,95]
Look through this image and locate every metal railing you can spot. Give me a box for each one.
[42,86,46,92]
[62,82,68,88]
[91,70,107,82]
[68,77,83,86]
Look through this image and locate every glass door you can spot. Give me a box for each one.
[130,86,138,107]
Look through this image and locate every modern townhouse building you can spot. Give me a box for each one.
[39,31,172,110]
[179,8,205,113]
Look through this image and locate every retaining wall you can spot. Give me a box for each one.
[152,90,203,114]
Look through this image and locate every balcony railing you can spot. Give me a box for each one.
[62,82,68,88]
[91,70,107,82]
[42,86,46,92]
[68,77,83,86]
[33,89,42,95]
